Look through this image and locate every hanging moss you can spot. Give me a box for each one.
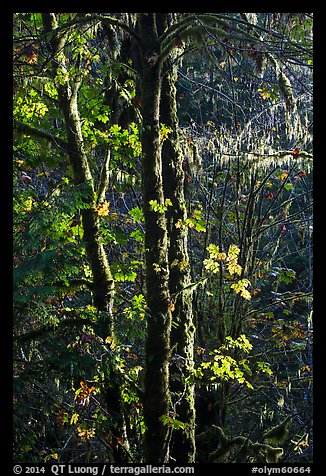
[263,415,292,445]
[197,425,285,463]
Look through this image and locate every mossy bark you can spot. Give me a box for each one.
[54,45,115,336]
[138,13,172,463]
[58,76,127,463]
[161,61,196,463]
[41,13,125,462]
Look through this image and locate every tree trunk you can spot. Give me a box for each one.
[138,13,172,463]
[41,13,126,462]
[57,89,116,320]
[161,61,196,463]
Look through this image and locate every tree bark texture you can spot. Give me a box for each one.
[161,61,196,463]
[138,13,172,463]
[41,14,125,462]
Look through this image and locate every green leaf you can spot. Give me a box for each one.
[129,206,144,223]
[97,113,109,124]
[149,200,168,213]
[284,183,294,191]
[130,229,144,242]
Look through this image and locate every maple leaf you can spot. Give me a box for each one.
[95,201,110,216]
[291,147,301,158]
[26,52,38,64]
[168,301,175,312]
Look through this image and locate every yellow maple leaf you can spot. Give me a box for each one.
[241,289,252,301]
[95,201,110,216]
[70,413,79,425]
[76,427,96,442]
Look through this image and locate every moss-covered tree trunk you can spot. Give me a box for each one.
[41,13,115,323]
[57,90,115,320]
[137,13,172,463]
[41,13,126,463]
[59,94,126,460]
[161,61,196,463]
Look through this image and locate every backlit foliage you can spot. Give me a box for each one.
[13,12,312,464]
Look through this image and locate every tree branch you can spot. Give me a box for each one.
[177,69,246,115]
[53,14,142,46]
[96,146,111,205]
[13,317,94,343]
[13,120,69,151]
